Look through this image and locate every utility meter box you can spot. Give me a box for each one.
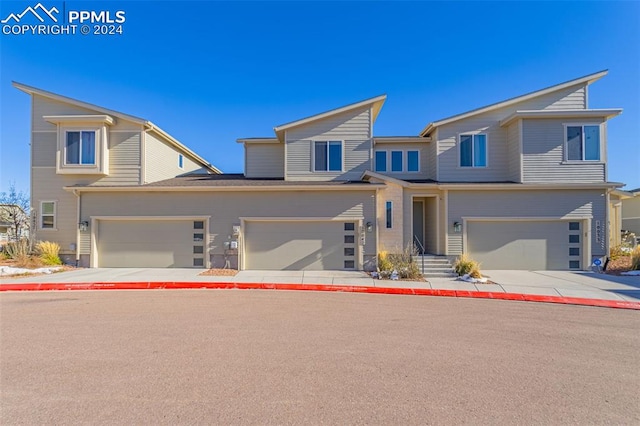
[230,240,238,250]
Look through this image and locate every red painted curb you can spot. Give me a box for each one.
[1,281,639,310]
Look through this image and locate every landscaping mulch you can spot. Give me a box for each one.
[199,268,238,277]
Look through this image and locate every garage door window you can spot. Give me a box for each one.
[194,221,204,230]
[569,260,580,269]
[194,233,203,241]
[344,235,355,244]
[569,247,580,256]
[344,260,355,269]
[569,234,580,243]
[193,246,204,254]
[569,222,580,231]
[344,223,355,231]
[193,258,204,267]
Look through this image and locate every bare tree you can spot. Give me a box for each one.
[0,182,30,242]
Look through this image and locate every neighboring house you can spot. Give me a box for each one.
[13,70,624,271]
[621,188,640,236]
[0,204,28,243]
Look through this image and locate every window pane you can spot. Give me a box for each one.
[41,202,54,215]
[314,141,327,171]
[391,151,402,172]
[193,233,204,241]
[42,216,54,228]
[473,134,487,167]
[81,131,95,164]
[193,246,204,254]
[407,151,419,172]
[193,258,204,267]
[375,151,387,172]
[569,222,580,230]
[569,234,580,243]
[66,132,80,164]
[179,154,184,168]
[569,260,580,269]
[460,135,472,167]
[194,221,204,229]
[344,223,355,231]
[386,201,392,229]
[569,247,580,256]
[328,141,342,171]
[584,126,600,160]
[344,248,355,256]
[567,127,582,160]
[344,260,355,269]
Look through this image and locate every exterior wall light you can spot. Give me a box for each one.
[366,222,373,232]
[78,221,89,232]
[453,221,462,233]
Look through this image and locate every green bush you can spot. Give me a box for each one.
[453,253,481,277]
[37,241,62,266]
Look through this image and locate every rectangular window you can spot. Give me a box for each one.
[40,201,56,229]
[569,260,580,269]
[407,151,419,172]
[344,248,355,256]
[194,233,204,242]
[344,223,355,231]
[194,221,204,230]
[460,134,487,167]
[391,151,403,172]
[569,222,580,231]
[178,154,184,169]
[344,260,355,269]
[193,246,204,254]
[66,131,96,165]
[193,258,204,267]
[569,234,580,243]
[569,247,580,256]
[566,125,600,161]
[344,235,355,244]
[386,201,392,229]
[314,141,342,171]
[375,151,387,172]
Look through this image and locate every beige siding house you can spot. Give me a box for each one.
[14,70,625,271]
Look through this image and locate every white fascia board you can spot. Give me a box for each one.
[44,114,115,125]
[499,109,623,127]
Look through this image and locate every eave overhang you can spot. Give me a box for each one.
[63,183,384,193]
[44,114,115,125]
[499,109,623,127]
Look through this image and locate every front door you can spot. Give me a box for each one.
[412,200,425,254]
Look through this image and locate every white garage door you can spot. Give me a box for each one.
[467,220,583,270]
[244,221,356,270]
[97,220,205,268]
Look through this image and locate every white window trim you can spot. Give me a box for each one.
[63,128,99,167]
[311,140,344,172]
[458,133,489,168]
[374,149,420,173]
[178,154,184,169]
[562,123,603,163]
[385,201,393,229]
[39,200,57,231]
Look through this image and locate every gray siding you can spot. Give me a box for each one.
[436,84,588,182]
[427,129,438,180]
[94,132,141,185]
[446,189,607,257]
[80,189,377,261]
[373,142,430,180]
[522,118,606,183]
[32,132,57,167]
[144,132,202,183]
[245,143,284,178]
[285,107,372,181]
[506,121,521,182]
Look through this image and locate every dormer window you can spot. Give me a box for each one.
[65,131,96,165]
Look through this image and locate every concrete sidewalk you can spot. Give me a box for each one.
[1,267,639,306]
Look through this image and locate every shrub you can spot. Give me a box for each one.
[377,245,421,279]
[631,246,640,271]
[609,245,628,261]
[4,239,31,263]
[37,241,62,266]
[453,253,481,277]
[378,250,393,272]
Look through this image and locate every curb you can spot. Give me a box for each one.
[1,281,639,310]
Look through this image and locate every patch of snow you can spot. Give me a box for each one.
[457,274,487,284]
[621,270,640,276]
[0,266,63,276]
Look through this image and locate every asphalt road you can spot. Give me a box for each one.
[1,290,639,425]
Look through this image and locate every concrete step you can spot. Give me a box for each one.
[423,272,458,278]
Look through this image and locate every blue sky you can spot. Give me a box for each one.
[1,0,639,195]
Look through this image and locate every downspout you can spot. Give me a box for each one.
[74,189,80,267]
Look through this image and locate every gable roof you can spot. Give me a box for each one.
[419,70,609,136]
[273,95,386,142]
[12,81,221,174]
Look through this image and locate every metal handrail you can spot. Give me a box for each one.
[413,235,425,273]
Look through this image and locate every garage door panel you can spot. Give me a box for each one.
[468,221,574,270]
[245,222,348,270]
[98,220,199,268]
